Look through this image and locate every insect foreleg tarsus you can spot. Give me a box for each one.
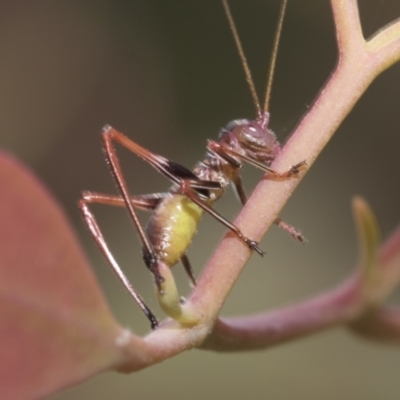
[228,161,307,243]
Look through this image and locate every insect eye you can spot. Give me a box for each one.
[241,127,260,144]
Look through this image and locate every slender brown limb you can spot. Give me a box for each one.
[102,129,156,260]
[82,190,166,210]
[181,254,196,286]
[78,198,159,329]
[209,140,306,179]
[102,126,265,255]
[231,165,306,242]
[207,139,243,169]
[101,126,225,291]
[102,127,165,287]
[231,175,247,205]
[103,126,201,186]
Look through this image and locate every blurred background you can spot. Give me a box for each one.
[1,0,400,399]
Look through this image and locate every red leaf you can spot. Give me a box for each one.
[0,151,126,400]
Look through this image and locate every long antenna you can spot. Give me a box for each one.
[264,0,288,113]
[222,0,262,119]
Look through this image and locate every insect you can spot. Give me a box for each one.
[79,0,306,329]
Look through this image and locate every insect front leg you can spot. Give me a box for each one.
[263,160,307,180]
[230,169,307,243]
[208,140,307,179]
[210,140,307,242]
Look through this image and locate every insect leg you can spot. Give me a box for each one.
[181,254,196,286]
[273,217,307,243]
[231,175,248,205]
[102,127,224,292]
[208,140,307,179]
[85,193,199,285]
[84,192,200,285]
[228,158,307,243]
[102,127,167,287]
[102,126,208,187]
[179,180,265,256]
[79,193,162,329]
[82,191,166,210]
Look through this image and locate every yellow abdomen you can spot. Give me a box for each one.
[146,195,204,267]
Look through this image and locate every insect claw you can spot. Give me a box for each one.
[297,160,307,168]
[143,249,165,292]
[247,240,265,256]
[289,160,307,176]
[256,247,266,257]
[148,312,159,330]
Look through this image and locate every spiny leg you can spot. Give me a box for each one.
[102,127,166,287]
[79,194,160,329]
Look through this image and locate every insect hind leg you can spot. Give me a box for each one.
[79,196,159,329]
[181,254,196,286]
[101,128,170,288]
